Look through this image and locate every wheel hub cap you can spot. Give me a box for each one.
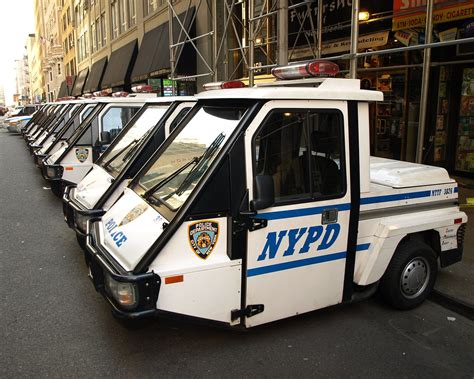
[400,257,430,299]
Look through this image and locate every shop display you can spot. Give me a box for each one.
[434,66,449,162]
[455,68,474,173]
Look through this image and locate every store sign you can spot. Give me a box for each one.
[288,0,392,48]
[322,31,390,54]
[393,0,474,31]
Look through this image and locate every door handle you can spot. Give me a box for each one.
[322,208,338,224]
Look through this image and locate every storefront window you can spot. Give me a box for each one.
[455,67,474,173]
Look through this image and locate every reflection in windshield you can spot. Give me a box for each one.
[138,106,247,210]
[66,104,101,143]
[101,106,168,176]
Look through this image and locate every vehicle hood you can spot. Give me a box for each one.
[38,139,55,155]
[75,164,114,209]
[100,188,167,271]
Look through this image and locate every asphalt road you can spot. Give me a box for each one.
[1,129,473,378]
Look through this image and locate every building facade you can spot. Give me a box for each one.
[14,54,31,105]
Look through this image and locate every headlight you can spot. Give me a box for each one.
[46,166,62,179]
[74,212,89,233]
[104,274,138,310]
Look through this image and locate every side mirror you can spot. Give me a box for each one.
[251,175,274,211]
[100,130,111,144]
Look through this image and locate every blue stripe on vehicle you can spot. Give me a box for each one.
[356,243,371,251]
[360,190,432,205]
[257,203,351,220]
[255,187,454,221]
[247,244,370,277]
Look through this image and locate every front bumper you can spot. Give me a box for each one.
[34,153,47,168]
[85,219,161,319]
[62,185,105,234]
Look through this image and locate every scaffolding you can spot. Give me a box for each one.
[166,0,474,162]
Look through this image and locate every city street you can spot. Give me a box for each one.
[1,128,473,377]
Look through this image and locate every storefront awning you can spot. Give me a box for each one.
[72,68,89,96]
[146,8,196,76]
[57,76,76,99]
[83,57,108,93]
[101,40,138,89]
[131,24,166,83]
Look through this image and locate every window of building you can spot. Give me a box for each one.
[91,21,97,52]
[100,12,107,46]
[254,109,345,203]
[49,71,53,82]
[119,0,127,33]
[57,63,61,75]
[111,0,119,39]
[128,0,136,27]
[144,0,158,16]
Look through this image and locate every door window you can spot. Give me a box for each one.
[254,109,345,204]
[101,106,140,141]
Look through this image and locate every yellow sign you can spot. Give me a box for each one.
[393,2,474,30]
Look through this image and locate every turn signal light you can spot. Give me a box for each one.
[454,218,462,224]
[271,60,339,80]
[165,275,184,284]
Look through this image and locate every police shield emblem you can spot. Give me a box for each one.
[75,148,89,163]
[188,221,219,259]
[119,203,148,226]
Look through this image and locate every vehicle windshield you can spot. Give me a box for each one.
[54,105,85,136]
[101,105,168,176]
[66,104,101,143]
[137,106,247,211]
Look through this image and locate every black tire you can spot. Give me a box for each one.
[379,239,437,310]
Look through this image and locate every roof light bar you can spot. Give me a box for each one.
[271,61,339,80]
[202,80,246,91]
[112,91,129,97]
[82,93,93,98]
[131,85,154,93]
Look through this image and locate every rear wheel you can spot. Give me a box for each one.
[380,239,437,310]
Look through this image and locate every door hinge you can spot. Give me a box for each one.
[233,215,267,234]
[231,304,264,321]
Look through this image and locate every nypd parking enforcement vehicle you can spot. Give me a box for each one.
[84,61,467,328]
[21,104,53,138]
[26,102,72,147]
[63,96,195,247]
[41,96,151,196]
[32,101,97,167]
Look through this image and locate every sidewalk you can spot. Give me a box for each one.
[432,177,474,319]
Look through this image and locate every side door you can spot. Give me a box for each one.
[244,100,351,327]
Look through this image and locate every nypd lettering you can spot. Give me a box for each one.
[105,218,128,247]
[258,223,340,261]
[188,221,219,259]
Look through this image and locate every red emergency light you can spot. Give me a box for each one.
[271,61,339,80]
[202,80,246,91]
[132,85,154,93]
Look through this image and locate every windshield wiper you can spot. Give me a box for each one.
[172,132,226,197]
[143,132,226,202]
[102,138,140,168]
[143,156,199,200]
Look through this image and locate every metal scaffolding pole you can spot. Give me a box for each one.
[415,0,434,163]
[168,4,176,95]
[277,0,288,66]
[317,0,323,58]
[248,0,255,86]
[349,0,359,78]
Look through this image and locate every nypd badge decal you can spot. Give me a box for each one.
[75,148,89,163]
[188,221,219,259]
[119,203,148,226]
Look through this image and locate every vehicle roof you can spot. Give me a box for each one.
[144,96,195,104]
[95,96,149,104]
[196,78,383,102]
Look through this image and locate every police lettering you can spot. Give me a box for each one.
[257,223,341,261]
[104,219,128,247]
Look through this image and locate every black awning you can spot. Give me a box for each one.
[72,68,89,96]
[101,40,138,89]
[133,8,196,80]
[57,81,68,98]
[83,57,107,93]
[67,76,76,95]
[131,25,166,83]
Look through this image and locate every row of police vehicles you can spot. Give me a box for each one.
[18,61,467,328]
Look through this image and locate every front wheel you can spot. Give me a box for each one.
[379,240,437,310]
